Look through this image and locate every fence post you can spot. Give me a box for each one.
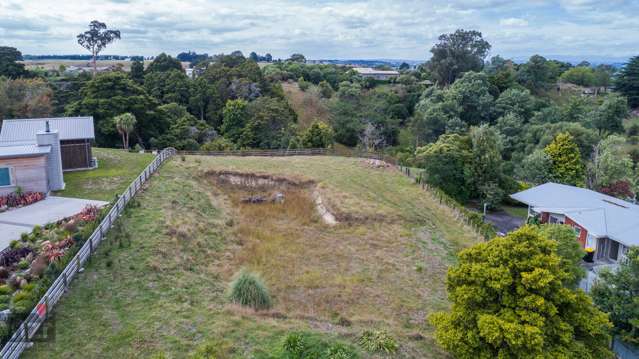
[23,321,29,340]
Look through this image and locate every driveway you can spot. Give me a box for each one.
[0,196,108,250]
[484,211,525,236]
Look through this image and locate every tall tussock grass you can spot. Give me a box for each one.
[228,269,272,310]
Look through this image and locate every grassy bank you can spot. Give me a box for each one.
[25,155,477,358]
[55,148,154,201]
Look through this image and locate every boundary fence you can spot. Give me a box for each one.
[0,148,176,359]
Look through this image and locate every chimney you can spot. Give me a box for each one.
[36,129,65,192]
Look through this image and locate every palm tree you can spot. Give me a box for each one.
[113,113,136,149]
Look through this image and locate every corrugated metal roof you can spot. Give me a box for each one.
[0,144,51,159]
[511,182,639,247]
[0,117,95,142]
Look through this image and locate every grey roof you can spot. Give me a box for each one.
[0,117,95,142]
[511,182,639,247]
[0,144,51,159]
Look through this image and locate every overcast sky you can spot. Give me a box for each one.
[1,0,638,61]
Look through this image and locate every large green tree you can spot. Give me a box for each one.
[589,93,628,135]
[66,72,160,146]
[430,226,613,359]
[0,46,27,79]
[240,96,297,148]
[414,134,473,202]
[0,77,52,120]
[428,29,491,86]
[470,124,504,204]
[517,55,553,94]
[615,55,639,108]
[144,69,191,105]
[592,247,639,345]
[544,132,585,187]
[145,53,183,74]
[588,135,633,190]
[447,71,495,125]
[220,99,249,143]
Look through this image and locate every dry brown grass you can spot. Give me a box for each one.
[282,81,331,130]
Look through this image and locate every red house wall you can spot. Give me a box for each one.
[539,212,588,248]
[565,217,588,248]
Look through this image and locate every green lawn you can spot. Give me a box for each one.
[26,155,478,358]
[54,148,154,201]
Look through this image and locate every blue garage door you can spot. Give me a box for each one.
[0,168,11,186]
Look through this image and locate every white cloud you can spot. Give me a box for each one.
[0,0,636,61]
[499,18,529,27]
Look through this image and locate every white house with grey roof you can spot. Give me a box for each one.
[0,123,65,196]
[353,67,400,80]
[0,117,95,170]
[511,182,638,264]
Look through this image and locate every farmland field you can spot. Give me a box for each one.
[25,155,478,358]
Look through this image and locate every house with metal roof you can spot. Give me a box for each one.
[0,123,65,196]
[353,67,400,81]
[0,117,95,171]
[510,182,638,264]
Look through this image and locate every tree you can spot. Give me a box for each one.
[399,62,410,71]
[544,132,585,187]
[242,96,297,148]
[287,53,306,63]
[560,67,596,87]
[592,247,639,345]
[430,226,613,359]
[145,53,183,73]
[0,78,52,120]
[113,113,136,149]
[143,69,191,105]
[150,103,214,150]
[428,29,491,85]
[589,93,628,135]
[415,134,473,202]
[130,60,144,84]
[318,80,333,98]
[615,55,639,108]
[537,224,586,288]
[470,125,504,204]
[359,121,385,151]
[301,121,334,148]
[249,52,259,62]
[0,46,27,79]
[220,99,249,143]
[76,20,121,76]
[518,149,554,185]
[264,53,273,62]
[588,135,633,190]
[447,71,495,125]
[495,88,535,121]
[66,72,160,146]
[517,55,552,94]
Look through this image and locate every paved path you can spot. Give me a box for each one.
[484,211,525,236]
[0,196,108,250]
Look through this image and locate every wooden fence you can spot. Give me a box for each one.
[0,148,177,359]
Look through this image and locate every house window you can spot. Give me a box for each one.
[573,226,581,237]
[0,167,12,187]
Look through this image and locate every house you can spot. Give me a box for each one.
[0,123,64,196]
[510,182,638,264]
[0,117,95,171]
[353,67,400,81]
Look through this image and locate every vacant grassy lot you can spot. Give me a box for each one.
[25,155,478,358]
[55,148,154,201]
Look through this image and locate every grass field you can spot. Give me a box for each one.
[282,81,331,130]
[25,155,478,358]
[55,148,154,201]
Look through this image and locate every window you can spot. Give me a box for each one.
[0,167,11,187]
[573,226,581,237]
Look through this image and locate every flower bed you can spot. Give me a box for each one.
[0,204,107,339]
[0,192,45,211]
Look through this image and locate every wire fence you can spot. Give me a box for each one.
[0,148,176,359]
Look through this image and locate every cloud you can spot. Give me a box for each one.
[499,18,529,27]
[1,0,637,61]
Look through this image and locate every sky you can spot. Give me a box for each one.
[1,0,638,62]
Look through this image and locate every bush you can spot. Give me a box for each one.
[0,285,11,295]
[358,330,398,354]
[281,332,359,359]
[228,269,272,310]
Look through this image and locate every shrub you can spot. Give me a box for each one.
[17,259,29,270]
[358,330,398,354]
[228,269,272,310]
[0,285,11,295]
[325,343,358,359]
[281,332,359,359]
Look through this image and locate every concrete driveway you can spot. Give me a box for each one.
[0,196,108,250]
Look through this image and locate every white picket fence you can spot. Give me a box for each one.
[0,148,176,359]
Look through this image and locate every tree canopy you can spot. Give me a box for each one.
[0,46,27,79]
[430,226,613,359]
[428,29,491,85]
[615,55,639,108]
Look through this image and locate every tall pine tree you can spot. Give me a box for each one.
[615,55,639,108]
